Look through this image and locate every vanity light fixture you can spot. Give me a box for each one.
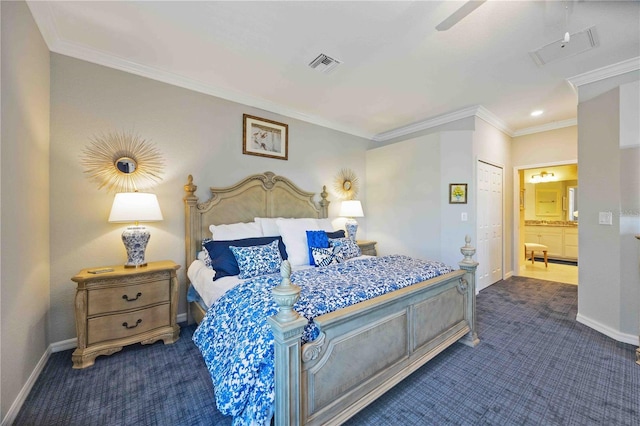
[530,171,555,183]
[109,192,163,268]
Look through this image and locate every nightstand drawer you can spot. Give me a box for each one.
[88,280,170,316]
[87,303,170,345]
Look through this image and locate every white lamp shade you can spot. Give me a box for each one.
[339,200,364,218]
[108,192,163,223]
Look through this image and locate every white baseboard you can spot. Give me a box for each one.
[1,346,52,426]
[51,337,77,352]
[3,312,191,425]
[576,313,639,346]
[504,270,513,279]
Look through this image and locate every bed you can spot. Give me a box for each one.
[184,171,479,426]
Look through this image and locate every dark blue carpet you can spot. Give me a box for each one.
[14,277,639,425]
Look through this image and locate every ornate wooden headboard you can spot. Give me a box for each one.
[183,171,329,276]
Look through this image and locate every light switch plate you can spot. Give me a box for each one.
[598,211,613,225]
[461,212,468,221]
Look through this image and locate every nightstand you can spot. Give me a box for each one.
[71,260,180,369]
[357,240,377,256]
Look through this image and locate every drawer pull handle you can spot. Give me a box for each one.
[122,319,142,329]
[122,292,142,302]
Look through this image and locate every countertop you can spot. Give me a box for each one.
[525,221,578,227]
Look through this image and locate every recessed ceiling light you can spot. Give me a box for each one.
[531,110,544,117]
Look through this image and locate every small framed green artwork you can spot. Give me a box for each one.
[449,183,467,204]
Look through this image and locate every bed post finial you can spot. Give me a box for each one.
[460,235,476,264]
[272,260,301,323]
[184,174,197,197]
[319,185,329,218]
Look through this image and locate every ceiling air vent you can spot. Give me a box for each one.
[529,26,599,66]
[308,53,342,74]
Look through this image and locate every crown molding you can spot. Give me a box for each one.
[372,105,514,142]
[512,118,577,137]
[61,41,374,139]
[567,56,640,88]
[26,1,578,143]
[474,106,514,136]
[372,105,481,141]
[26,2,373,141]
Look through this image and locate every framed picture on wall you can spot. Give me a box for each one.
[449,183,468,204]
[243,114,288,160]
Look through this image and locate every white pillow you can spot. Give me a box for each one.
[209,221,263,240]
[254,217,284,236]
[256,217,333,236]
[276,218,320,266]
[316,218,335,232]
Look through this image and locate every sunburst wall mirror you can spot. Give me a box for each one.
[333,168,360,200]
[81,131,165,193]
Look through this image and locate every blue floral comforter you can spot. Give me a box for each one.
[192,255,454,425]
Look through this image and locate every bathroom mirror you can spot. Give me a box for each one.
[535,189,559,216]
[567,186,578,221]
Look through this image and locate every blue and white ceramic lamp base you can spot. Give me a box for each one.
[121,226,151,268]
[345,218,358,242]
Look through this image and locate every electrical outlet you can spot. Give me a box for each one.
[598,211,613,225]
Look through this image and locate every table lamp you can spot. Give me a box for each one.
[108,192,163,268]
[339,200,364,242]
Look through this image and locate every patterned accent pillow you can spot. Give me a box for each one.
[201,238,214,269]
[229,240,283,280]
[329,237,362,260]
[311,246,345,267]
[203,237,287,280]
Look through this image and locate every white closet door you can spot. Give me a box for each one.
[477,161,503,291]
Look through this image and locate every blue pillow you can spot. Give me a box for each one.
[203,236,287,280]
[230,240,283,279]
[326,230,346,239]
[306,230,329,266]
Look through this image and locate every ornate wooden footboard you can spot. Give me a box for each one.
[269,238,479,426]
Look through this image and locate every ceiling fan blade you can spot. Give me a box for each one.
[436,0,487,31]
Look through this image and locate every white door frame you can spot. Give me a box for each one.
[512,159,578,275]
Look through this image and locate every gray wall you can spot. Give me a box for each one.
[49,54,370,343]
[512,126,577,167]
[576,71,640,342]
[1,1,51,420]
[365,117,513,273]
[366,132,444,260]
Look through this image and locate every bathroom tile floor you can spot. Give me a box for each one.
[518,260,578,285]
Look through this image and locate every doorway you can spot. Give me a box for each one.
[514,162,578,285]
